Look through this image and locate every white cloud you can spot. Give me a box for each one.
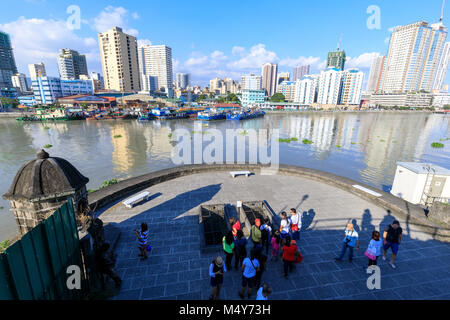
[346,52,381,69]
[137,39,152,47]
[92,6,139,35]
[0,16,101,76]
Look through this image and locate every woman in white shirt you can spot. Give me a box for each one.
[279,212,290,245]
[289,208,301,241]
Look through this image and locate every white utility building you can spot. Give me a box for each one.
[391,162,450,206]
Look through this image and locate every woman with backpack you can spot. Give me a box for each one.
[234,229,248,270]
[260,218,272,255]
[365,230,383,267]
[238,249,260,299]
[222,230,235,270]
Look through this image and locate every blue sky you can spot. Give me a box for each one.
[0,0,448,87]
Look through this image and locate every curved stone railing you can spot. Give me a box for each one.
[88,164,450,241]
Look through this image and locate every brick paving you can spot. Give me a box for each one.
[97,172,450,300]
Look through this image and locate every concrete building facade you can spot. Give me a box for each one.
[262,63,278,97]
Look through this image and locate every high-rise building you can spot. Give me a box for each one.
[292,65,310,81]
[98,27,141,92]
[327,50,346,71]
[0,31,18,88]
[31,77,93,104]
[138,44,173,97]
[381,21,448,93]
[339,69,364,105]
[241,74,262,90]
[277,72,290,85]
[28,63,46,79]
[367,55,385,93]
[294,75,318,104]
[11,73,30,93]
[57,49,88,80]
[317,67,342,105]
[90,72,104,90]
[433,42,450,91]
[224,78,239,94]
[209,77,223,93]
[176,73,190,89]
[276,81,296,101]
[262,63,278,97]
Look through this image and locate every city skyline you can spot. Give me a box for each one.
[0,0,449,88]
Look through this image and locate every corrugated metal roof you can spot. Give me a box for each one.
[397,162,450,175]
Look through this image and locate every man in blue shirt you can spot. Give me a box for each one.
[238,249,260,299]
[256,283,272,300]
[335,223,360,262]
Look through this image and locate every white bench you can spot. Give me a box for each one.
[123,191,151,208]
[230,171,252,178]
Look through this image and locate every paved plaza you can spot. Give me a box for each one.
[97,172,450,300]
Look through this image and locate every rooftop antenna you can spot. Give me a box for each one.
[337,34,343,51]
[440,0,445,22]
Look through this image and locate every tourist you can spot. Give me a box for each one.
[365,230,383,267]
[280,212,291,245]
[382,220,403,269]
[251,219,262,248]
[229,217,241,239]
[289,208,301,241]
[256,283,272,300]
[271,230,281,261]
[281,235,298,279]
[223,230,235,270]
[254,244,268,290]
[209,256,226,300]
[335,223,360,262]
[234,229,248,270]
[260,218,272,255]
[96,242,122,289]
[134,222,149,261]
[239,249,260,299]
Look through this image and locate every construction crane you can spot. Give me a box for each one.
[440,0,445,22]
[337,34,343,51]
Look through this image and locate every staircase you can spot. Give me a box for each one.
[420,166,436,207]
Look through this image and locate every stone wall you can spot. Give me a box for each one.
[88,164,450,242]
[429,202,450,226]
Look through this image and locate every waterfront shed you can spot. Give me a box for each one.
[390,162,450,206]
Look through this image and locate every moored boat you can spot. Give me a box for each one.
[226,108,265,120]
[197,108,228,121]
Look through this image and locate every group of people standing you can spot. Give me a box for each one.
[210,208,303,300]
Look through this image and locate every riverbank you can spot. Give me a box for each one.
[0,112,32,118]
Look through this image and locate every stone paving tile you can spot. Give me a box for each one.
[99,172,450,300]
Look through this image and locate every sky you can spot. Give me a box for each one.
[0,0,449,87]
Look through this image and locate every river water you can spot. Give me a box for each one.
[0,112,449,241]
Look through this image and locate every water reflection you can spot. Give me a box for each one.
[0,113,448,241]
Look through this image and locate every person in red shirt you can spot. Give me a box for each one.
[229,217,241,238]
[281,236,298,279]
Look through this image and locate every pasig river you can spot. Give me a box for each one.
[0,111,449,241]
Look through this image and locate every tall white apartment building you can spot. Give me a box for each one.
[138,44,173,97]
[28,63,46,79]
[262,63,278,97]
[241,74,262,90]
[57,48,88,80]
[98,27,141,92]
[367,55,385,93]
[292,65,310,81]
[433,41,450,91]
[11,73,30,93]
[317,67,342,105]
[176,73,190,89]
[276,81,296,101]
[209,77,223,93]
[294,75,318,104]
[224,78,239,94]
[381,21,448,93]
[340,69,364,105]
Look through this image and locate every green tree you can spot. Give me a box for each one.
[270,93,285,102]
[0,97,19,108]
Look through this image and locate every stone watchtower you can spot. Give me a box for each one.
[2,150,89,235]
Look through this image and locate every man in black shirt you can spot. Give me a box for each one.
[382,220,402,269]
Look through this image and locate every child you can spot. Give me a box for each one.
[366,230,383,267]
[134,222,149,261]
[271,230,281,261]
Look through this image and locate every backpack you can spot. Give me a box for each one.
[261,227,269,240]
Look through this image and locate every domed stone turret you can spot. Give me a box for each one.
[3,150,90,235]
